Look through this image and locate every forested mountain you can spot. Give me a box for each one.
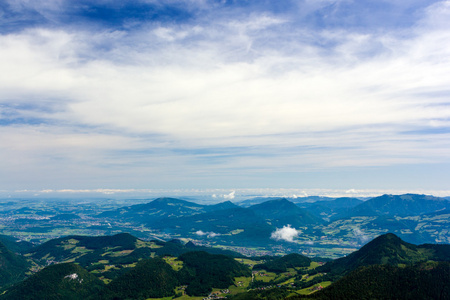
[26,233,139,264]
[68,194,450,247]
[101,257,179,299]
[298,197,363,221]
[0,235,33,254]
[0,263,104,300]
[0,194,449,299]
[237,197,292,207]
[178,251,251,296]
[24,232,243,272]
[298,262,450,300]
[153,239,244,258]
[0,241,30,288]
[153,207,275,245]
[204,200,239,212]
[0,232,449,300]
[253,253,311,273]
[248,198,324,227]
[317,233,450,276]
[346,194,450,217]
[98,197,206,223]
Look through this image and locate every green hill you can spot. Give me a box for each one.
[299,262,450,300]
[0,263,104,300]
[158,207,274,245]
[27,233,139,265]
[253,253,311,273]
[299,197,363,221]
[0,235,34,254]
[101,257,179,299]
[348,194,450,217]
[248,198,324,228]
[0,241,30,288]
[204,200,239,212]
[154,239,244,257]
[179,251,251,296]
[317,233,448,277]
[98,197,206,223]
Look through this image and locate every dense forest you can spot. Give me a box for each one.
[0,232,449,300]
[253,253,311,273]
[295,262,450,299]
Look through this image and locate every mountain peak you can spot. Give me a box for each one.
[317,233,428,276]
[349,193,450,217]
[248,198,323,227]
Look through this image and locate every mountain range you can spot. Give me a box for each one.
[95,193,450,246]
[0,232,449,299]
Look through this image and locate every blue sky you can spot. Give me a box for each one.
[1,0,450,198]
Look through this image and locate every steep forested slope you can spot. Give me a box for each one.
[0,241,30,288]
[0,263,104,300]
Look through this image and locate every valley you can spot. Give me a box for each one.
[0,193,449,299]
[1,194,449,258]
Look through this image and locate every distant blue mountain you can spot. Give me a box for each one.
[346,194,450,217]
[248,198,324,227]
[298,197,363,220]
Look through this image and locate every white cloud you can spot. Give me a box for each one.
[271,225,301,242]
[353,227,370,243]
[1,2,450,190]
[195,230,221,238]
[223,191,235,200]
[346,189,358,194]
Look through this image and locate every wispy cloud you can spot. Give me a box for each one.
[1,1,450,191]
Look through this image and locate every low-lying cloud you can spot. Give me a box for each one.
[353,227,370,243]
[271,225,300,242]
[195,230,221,238]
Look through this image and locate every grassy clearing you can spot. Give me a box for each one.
[108,249,133,257]
[295,281,332,295]
[228,276,252,294]
[255,271,277,282]
[163,256,183,271]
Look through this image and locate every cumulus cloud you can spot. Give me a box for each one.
[271,225,300,242]
[195,230,221,238]
[223,191,236,200]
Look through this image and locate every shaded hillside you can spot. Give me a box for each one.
[348,194,450,217]
[248,198,324,228]
[26,232,245,274]
[0,235,34,254]
[299,262,450,300]
[237,197,290,207]
[101,257,179,299]
[204,200,239,212]
[156,207,274,244]
[154,239,244,258]
[253,253,311,273]
[418,243,450,261]
[0,263,104,300]
[98,197,205,224]
[27,233,139,264]
[0,241,30,288]
[317,233,448,277]
[178,251,251,296]
[299,197,363,221]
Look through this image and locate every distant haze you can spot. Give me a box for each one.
[1,188,450,204]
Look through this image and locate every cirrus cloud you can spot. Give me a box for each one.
[1,1,450,191]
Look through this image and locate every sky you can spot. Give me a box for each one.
[1,0,450,198]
